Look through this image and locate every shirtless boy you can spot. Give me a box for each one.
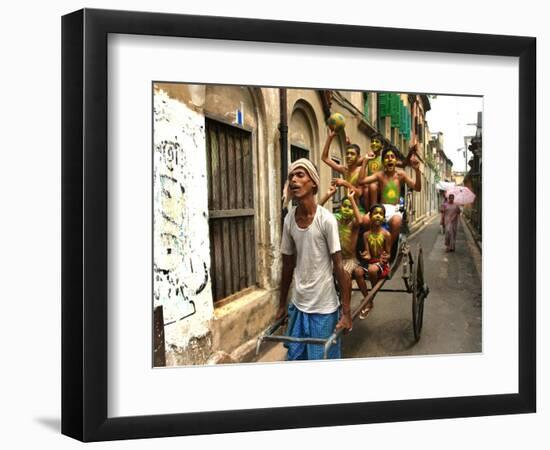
[359,204,392,319]
[362,133,385,210]
[322,129,364,196]
[320,187,369,300]
[359,146,421,247]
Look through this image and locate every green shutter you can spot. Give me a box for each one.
[405,106,409,136]
[401,106,405,139]
[385,93,392,117]
[390,94,401,128]
[379,93,389,117]
[389,94,395,123]
[402,106,410,140]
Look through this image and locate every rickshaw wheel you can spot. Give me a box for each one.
[412,244,426,342]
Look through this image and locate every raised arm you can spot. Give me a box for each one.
[359,171,381,186]
[358,152,369,181]
[319,182,337,206]
[322,130,345,174]
[402,144,418,168]
[356,150,375,167]
[400,155,421,192]
[333,177,361,196]
[276,253,296,320]
[347,190,363,225]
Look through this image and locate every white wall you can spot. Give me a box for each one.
[0,1,546,449]
[153,89,214,350]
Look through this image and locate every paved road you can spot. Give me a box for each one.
[342,216,482,358]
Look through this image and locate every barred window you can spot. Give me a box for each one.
[205,119,256,304]
[290,145,310,207]
[331,157,344,209]
[291,144,309,162]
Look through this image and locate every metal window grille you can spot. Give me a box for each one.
[290,144,309,162]
[205,119,257,303]
[331,158,343,208]
[290,145,310,207]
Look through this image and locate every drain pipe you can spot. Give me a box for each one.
[279,88,288,224]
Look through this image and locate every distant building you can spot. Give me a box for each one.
[463,111,482,239]
[452,171,466,186]
[428,132,454,207]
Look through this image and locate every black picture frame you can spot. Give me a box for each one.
[61,8,536,442]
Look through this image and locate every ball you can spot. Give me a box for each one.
[327,112,346,131]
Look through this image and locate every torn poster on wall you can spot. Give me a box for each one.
[153,88,213,344]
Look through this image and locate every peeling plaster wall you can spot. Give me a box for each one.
[257,87,283,292]
[153,88,214,354]
[289,108,314,151]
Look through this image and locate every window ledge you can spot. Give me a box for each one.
[213,287,273,319]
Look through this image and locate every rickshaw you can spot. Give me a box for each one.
[256,185,430,359]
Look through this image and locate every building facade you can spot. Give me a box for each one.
[153,83,440,366]
[463,111,483,239]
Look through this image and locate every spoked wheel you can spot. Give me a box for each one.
[412,244,428,342]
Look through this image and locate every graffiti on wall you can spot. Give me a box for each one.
[153,89,213,342]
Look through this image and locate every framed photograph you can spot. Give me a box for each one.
[62,8,536,442]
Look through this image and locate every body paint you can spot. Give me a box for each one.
[381,178,399,204]
[368,155,382,175]
[367,231,385,258]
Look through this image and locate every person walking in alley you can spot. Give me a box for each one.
[439,197,448,234]
[442,193,461,252]
[278,158,352,360]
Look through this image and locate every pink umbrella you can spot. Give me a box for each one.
[445,186,476,205]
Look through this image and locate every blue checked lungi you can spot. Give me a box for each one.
[285,303,341,360]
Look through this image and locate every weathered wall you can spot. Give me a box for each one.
[151,83,437,366]
[287,89,354,211]
[289,107,315,152]
[154,83,282,365]
[153,86,214,363]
